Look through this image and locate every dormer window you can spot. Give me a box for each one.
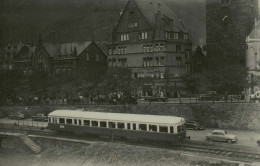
[129,11,135,16]
[128,22,138,28]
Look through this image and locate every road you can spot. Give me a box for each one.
[0,117,260,148]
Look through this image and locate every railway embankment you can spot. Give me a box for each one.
[0,103,260,131]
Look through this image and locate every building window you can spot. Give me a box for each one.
[86,53,89,61]
[139,32,148,40]
[224,35,228,42]
[165,31,171,39]
[108,48,112,55]
[176,57,182,67]
[224,52,228,60]
[186,50,190,59]
[155,43,159,52]
[176,45,181,52]
[128,22,138,28]
[186,63,190,72]
[96,54,99,61]
[112,58,116,67]
[118,46,126,55]
[224,68,228,76]
[160,57,165,66]
[184,34,188,40]
[160,43,165,51]
[174,33,178,39]
[112,47,117,54]
[148,44,153,52]
[129,11,135,16]
[155,57,159,66]
[160,72,164,79]
[121,34,129,41]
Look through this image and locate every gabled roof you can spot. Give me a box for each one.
[58,41,92,56]
[134,0,187,32]
[42,41,93,58]
[42,43,58,57]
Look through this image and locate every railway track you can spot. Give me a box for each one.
[1,126,260,163]
[175,144,260,162]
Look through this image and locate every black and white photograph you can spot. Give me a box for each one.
[0,0,260,165]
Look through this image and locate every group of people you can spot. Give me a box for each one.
[2,93,137,105]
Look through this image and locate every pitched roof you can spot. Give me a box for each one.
[42,41,93,57]
[58,41,92,56]
[42,43,58,57]
[134,0,187,32]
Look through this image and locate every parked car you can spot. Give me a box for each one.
[205,130,237,143]
[144,97,168,102]
[257,138,260,145]
[8,112,26,120]
[185,121,203,130]
[31,113,47,121]
[198,94,222,101]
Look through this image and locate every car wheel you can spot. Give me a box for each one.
[194,126,198,130]
[208,138,213,143]
[227,139,232,144]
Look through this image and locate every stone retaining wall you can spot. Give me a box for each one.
[1,103,260,131]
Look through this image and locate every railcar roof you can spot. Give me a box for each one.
[48,109,184,125]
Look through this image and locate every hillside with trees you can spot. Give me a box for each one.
[0,0,205,47]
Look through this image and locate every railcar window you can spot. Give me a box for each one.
[74,119,78,125]
[66,119,72,124]
[133,123,136,130]
[109,122,116,128]
[79,120,82,126]
[149,125,157,132]
[84,120,90,126]
[59,118,65,124]
[127,123,131,130]
[117,122,125,129]
[92,121,98,127]
[177,126,181,133]
[170,126,174,133]
[100,121,107,128]
[159,126,168,133]
[139,124,147,131]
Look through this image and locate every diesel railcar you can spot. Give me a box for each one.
[47,109,186,143]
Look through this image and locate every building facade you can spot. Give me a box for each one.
[246,19,260,94]
[1,40,107,78]
[206,0,258,94]
[108,0,192,97]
